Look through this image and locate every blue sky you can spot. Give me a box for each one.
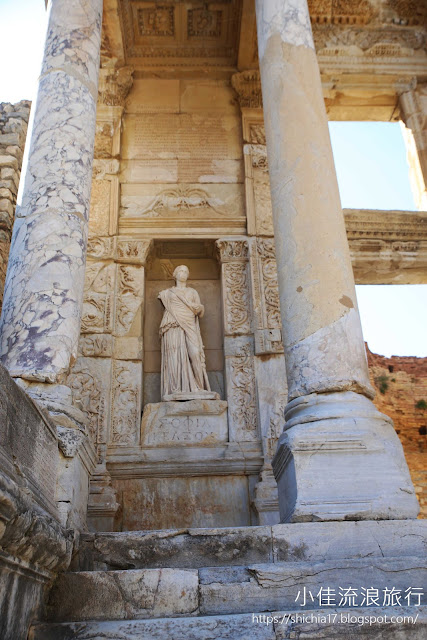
[1,0,426,357]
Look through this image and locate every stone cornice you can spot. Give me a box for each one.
[344,208,427,241]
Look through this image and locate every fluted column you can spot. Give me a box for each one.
[255,0,418,522]
[0,0,103,383]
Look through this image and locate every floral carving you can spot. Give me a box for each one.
[216,239,249,262]
[139,186,228,218]
[223,263,251,335]
[229,344,257,439]
[117,239,152,264]
[257,239,281,329]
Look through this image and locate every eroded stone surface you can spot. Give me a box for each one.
[76,525,273,571]
[199,558,427,616]
[47,568,199,622]
[29,608,427,640]
[141,400,228,447]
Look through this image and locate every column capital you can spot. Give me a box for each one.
[231,71,263,110]
[216,237,249,263]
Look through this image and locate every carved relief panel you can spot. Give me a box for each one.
[249,238,284,356]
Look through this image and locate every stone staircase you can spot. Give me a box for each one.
[29,520,427,639]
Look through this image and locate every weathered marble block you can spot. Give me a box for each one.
[141,400,228,447]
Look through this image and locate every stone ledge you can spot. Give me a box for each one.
[28,607,427,640]
[106,441,264,477]
[74,520,427,572]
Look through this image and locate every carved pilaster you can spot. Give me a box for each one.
[400,82,427,211]
[216,238,251,336]
[249,237,283,355]
[216,238,258,442]
[231,71,263,110]
[77,237,152,529]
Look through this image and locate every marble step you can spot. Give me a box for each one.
[74,519,427,571]
[30,606,427,640]
[46,557,426,623]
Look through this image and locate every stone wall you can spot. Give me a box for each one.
[0,363,73,640]
[368,346,427,518]
[0,101,30,312]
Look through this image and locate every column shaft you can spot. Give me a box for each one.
[0,0,103,382]
[255,0,418,522]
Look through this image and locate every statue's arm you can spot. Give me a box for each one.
[192,289,204,318]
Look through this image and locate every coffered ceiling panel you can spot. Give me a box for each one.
[119,0,243,66]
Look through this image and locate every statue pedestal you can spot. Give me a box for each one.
[163,391,220,402]
[141,399,228,447]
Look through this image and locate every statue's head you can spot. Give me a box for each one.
[173,264,189,283]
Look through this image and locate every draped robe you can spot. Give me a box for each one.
[158,286,211,398]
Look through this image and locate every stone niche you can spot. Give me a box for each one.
[143,240,224,404]
[108,239,262,531]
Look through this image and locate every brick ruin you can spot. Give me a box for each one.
[0,101,31,312]
[369,346,427,518]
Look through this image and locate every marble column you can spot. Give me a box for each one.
[0,0,103,383]
[255,0,419,522]
[400,84,427,211]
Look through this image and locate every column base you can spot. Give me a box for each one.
[252,467,280,525]
[87,467,120,532]
[272,391,419,523]
[15,380,97,530]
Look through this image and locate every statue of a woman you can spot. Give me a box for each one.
[158,265,217,401]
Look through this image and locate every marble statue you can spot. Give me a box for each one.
[158,265,218,401]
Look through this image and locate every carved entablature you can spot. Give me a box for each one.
[119,0,242,66]
[383,0,427,27]
[231,71,263,109]
[308,0,377,25]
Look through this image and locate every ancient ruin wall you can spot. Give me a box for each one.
[368,346,427,518]
[0,101,31,312]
